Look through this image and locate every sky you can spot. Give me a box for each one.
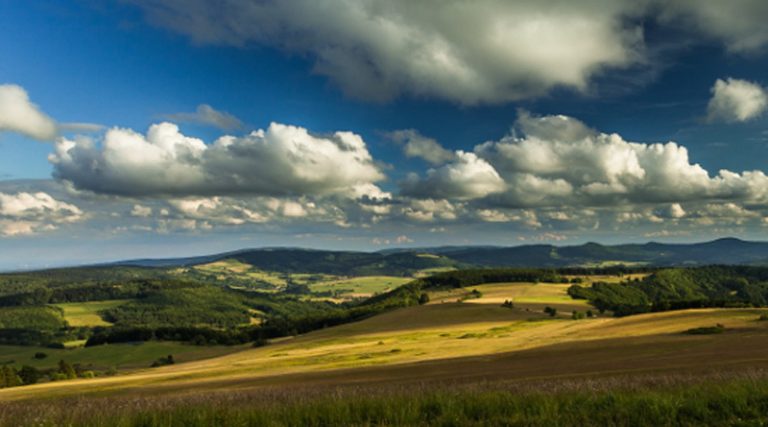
[2,0,768,269]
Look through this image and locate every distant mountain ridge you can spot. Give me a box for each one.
[104,238,768,274]
[441,238,768,268]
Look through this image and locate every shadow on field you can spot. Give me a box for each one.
[97,322,768,398]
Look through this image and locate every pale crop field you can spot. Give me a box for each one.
[197,259,253,274]
[194,260,288,289]
[308,276,412,298]
[427,281,590,316]
[463,282,590,313]
[414,267,457,278]
[53,300,126,327]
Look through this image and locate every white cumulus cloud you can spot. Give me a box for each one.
[50,122,385,198]
[0,84,57,140]
[402,111,768,209]
[0,192,83,236]
[707,78,768,123]
[401,151,505,200]
[130,204,153,217]
[481,112,768,207]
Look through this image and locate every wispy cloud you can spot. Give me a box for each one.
[164,104,243,131]
[59,122,106,133]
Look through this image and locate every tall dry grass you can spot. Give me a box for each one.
[3,369,768,426]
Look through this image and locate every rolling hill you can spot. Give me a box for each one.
[105,237,768,272]
[4,281,766,398]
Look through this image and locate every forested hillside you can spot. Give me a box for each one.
[569,266,768,315]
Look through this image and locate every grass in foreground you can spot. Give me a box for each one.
[2,306,762,403]
[4,371,768,426]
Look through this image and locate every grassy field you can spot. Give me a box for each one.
[193,261,415,299]
[54,300,126,327]
[0,341,246,371]
[565,273,649,283]
[307,276,412,298]
[192,260,288,290]
[288,273,335,284]
[459,282,591,314]
[4,372,768,426]
[413,266,457,278]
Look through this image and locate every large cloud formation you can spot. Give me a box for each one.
[130,0,646,104]
[39,109,768,241]
[707,78,768,123]
[50,122,385,198]
[403,111,768,209]
[130,0,768,104]
[0,192,83,236]
[0,84,57,140]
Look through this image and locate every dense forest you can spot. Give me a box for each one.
[569,266,768,316]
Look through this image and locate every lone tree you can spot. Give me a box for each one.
[18,365,40,385]
[0,365,22,388]
[418,293,430,305]
[58,360,76,379]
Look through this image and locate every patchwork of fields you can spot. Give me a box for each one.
[191,259,414,299]
[2,278,766,402]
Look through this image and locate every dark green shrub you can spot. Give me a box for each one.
[684,324,726,335]
[418,293,430,305]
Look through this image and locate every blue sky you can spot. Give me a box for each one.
[2,0,768,268]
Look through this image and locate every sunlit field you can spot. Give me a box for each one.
[54,300,126,327]
[307,276,412,298]
[2,278,767,403]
